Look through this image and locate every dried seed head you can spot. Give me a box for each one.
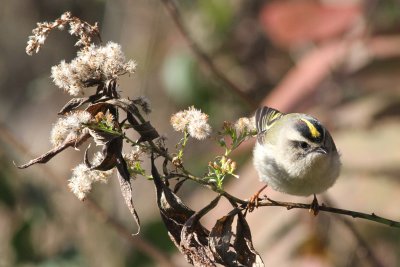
[94,111,115,130]
[68,159,113,201]
[170,106,212,140]
[187,120,211,140]
[50,111,92,147]
[51,42,136,95]
[170,111,189,132]
[123,146,143,164]
[234,117,256,133]
[26,12,100,56]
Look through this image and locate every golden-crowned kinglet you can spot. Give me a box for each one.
[252,106,341,212]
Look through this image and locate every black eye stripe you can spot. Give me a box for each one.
[291,140,310,150]
[300,141,309,149]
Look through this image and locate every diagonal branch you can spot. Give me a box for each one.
[159,0,256,109]
[126,108,400,230]
[164,170,400,229]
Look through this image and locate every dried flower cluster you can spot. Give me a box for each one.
[122,146,148,178]
[170,106,212,140]
[69,152,113,200]
[123,146,143,164]
[94,111,115,129]
[23,13,148,231]
[50,111,92,147]
[234,116,256,134]
[51,42,136,96]
[212,156,237,174]
[26,11,100,55]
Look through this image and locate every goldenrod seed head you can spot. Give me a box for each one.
[170,106,212,140]
[50,111,92,147]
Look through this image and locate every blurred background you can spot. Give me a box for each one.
[1,0,400,266]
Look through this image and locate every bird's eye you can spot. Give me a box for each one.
[299,141,309,150]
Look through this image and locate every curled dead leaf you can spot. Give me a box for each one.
[17,132,90,169]
[234,212,264,266]
[58,97,90,115]
[85,135,123,171]
[209,209,265,267]
[109,99,159,142]
[85,128,140,233]
[151,154,194,244]
[180,196,221,266]
[151,155,263,266]
[85,102,113,117]
[209,209,239,264]
[117,171,141,235]
[152,154,219,265]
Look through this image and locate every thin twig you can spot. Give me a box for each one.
[159,0,256,109]
[129,110,400,230]
[21,99,399,230]
[148,138,400,230]
[0,122,175,267]
[162,163,400,229]
[253,197,400,229]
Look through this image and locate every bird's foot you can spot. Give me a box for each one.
[309,194,319,216]
[247,194,261,213]
[245,184,268,214]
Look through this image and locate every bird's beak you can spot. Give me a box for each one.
[313,146,328,154]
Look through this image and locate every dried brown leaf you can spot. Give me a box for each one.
[152,155,209,264]
[87,135,120,170]
[85,102,112,116]
[234,213,264,266]
[151,154,263,266]
[17,132,90,169]
[107,98,138,114]
[151,155,194,243]
[133,121,159,142]
[117,171,140,235]
[152,154,227,266]
[87,127,120,146]
[173,178,187,194]
[85,128,140,233]
[180,196,221,266]
[109,99,159,142]
[58,97,90,115]
[209,209,239,264]
[207,208,264,267]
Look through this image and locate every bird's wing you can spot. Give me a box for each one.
[255,106,284,144]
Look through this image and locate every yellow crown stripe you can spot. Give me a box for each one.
[269,112,281,121]
[300,118,321,138]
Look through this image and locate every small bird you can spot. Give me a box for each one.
[251,106,341,214]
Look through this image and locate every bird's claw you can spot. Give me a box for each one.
[246,194,262,213]
[245,185,268,214]
[309,194,319,216]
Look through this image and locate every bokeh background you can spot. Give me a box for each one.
[1,0,400,266]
